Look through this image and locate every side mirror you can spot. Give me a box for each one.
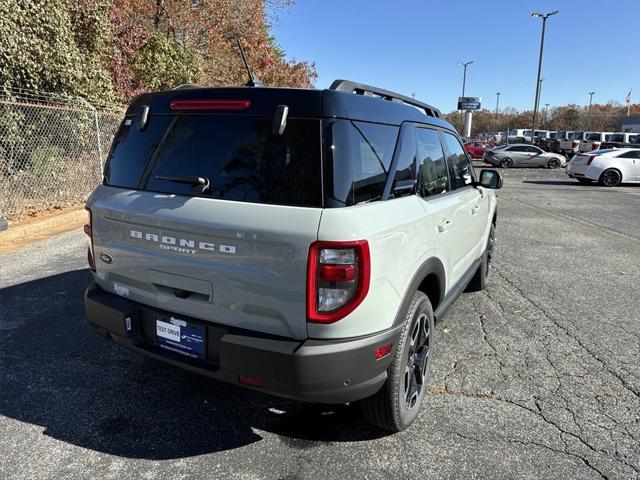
[476,169,503,189]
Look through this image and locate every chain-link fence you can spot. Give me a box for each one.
[0,89,124,221]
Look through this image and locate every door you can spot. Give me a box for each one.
[525,145,546,166]
[617,150,640,181]
[504,145,530,166]
[440,131,487,280]
[415,127,469,292]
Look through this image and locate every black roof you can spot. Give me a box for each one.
[124,81,455,132]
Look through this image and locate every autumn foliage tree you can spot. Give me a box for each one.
[0,0,316,104]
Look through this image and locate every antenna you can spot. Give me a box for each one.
[236,39,263,87]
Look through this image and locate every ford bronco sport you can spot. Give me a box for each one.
[84,80,502,431]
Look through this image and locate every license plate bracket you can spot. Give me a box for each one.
[155,316,206,359]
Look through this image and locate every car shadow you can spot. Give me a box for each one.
[523,180,588,186]
[0,269,387,460]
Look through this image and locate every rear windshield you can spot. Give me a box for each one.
[586,133,601,141]
[569,131,583,139]
[608,134,624,142]
[104,115,322,207]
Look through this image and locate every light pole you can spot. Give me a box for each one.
[458,60,473,134]
[530,10,559,144]
[587,91,595,130]
[544,103,550,129]
[494,92,501,135]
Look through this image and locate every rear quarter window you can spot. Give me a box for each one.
[324,120,398,206]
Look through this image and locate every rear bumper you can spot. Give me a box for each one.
[567,163,599,180]
[85,282,401,404]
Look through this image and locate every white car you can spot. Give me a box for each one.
[567,148,640,186]
[578,132,614,153]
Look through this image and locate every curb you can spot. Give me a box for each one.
[0,209,87,255]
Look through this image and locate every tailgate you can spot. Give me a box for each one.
[88,186,320,340]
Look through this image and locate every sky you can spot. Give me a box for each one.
[269,0,640,113]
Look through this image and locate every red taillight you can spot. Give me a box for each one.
[84,209,95,272]
[168,100,250,111]
[586,155,597,165]
[375,343,393,360]
[307,240,371,324]
[592,143,600,150]
[239,375,263,388]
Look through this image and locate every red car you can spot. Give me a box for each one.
[464,141,489,159]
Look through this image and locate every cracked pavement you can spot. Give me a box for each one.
[1,167,639,479]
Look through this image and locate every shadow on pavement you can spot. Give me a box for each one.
[0,269,386,459]
[523,180,590,186]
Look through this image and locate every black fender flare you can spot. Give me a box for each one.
[392,257,446,327]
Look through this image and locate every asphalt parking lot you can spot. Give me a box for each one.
[1,166,639,480]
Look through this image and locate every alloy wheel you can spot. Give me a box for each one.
[404,313,430,409]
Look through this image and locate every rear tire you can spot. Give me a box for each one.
[466,223,495,292]
[360,292,434,432]
[599,168,622,187]
[500,158,513,168]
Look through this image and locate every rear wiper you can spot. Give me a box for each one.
[154,175,211,193]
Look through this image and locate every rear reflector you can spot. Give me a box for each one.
[239,375,263,388]
[375,343,393,360]
[169,100,250,111]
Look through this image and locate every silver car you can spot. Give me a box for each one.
[483,144,566,168]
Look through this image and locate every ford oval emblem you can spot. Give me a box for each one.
[100,253,113,264]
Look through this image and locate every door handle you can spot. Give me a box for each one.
[438,220,453,233]
[471,205,480,215]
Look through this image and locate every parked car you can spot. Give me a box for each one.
[567,148,640,186]
[558,131,592,157]
[483,144,566,168]
[533,131,556,149]
[464,141,489,159]
[578,132,615,153]
[83,79,502,432]
[548,131,574,152]
[600,132,640,149]
[506,128,531,143]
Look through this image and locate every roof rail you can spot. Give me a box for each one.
[329,79,441,118]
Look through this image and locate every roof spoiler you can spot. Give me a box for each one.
[330,79,441,118]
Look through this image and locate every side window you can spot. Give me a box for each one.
[526,146,542,153]
[507,146,526,152]
[326,120,399,206]
[441,132,475,189]
[619,151,640,159]
[389,123,417,198]
[416,128,448,197]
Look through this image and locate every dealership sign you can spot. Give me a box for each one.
[458,96,482,110]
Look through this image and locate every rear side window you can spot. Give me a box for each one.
[441,132,474,189]
[104,115,322,207]
[416,128,448,197]
[325,120,399,205]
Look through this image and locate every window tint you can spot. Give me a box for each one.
[106,115,323,207]
[416,128,448,197]
[507,146,528,152]
[389,124,417,198]
[619,150,640,159]
[526,146,542,153]
[586,133,601,141]
[325,120,398,206]
[441,132,474,190]
[105,115,174,188]
[609,134,624,142]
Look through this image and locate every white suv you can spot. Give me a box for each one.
[83,80,502,431]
